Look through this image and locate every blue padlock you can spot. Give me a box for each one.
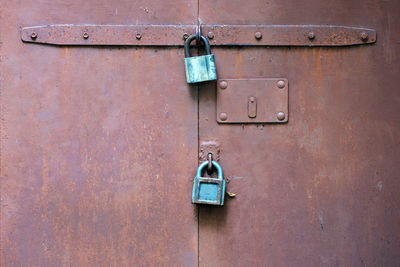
[184,34,217,84]
[192,161,225,205]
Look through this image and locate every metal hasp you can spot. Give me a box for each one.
[192,161,226,205]
[184,34,217,83]
[199,141,220,163]
[217,78,288,123]
[21,24,376,47]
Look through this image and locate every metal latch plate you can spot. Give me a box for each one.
[217,78,288,124]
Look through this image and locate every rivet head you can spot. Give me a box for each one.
[83,32,89,39]
[182,33,189,40]
[219,112,228,121]
[255,32,262,40]
[308,31,315,40]
[277,80,285,88]
[136,33,142,40]
[360,32,368,41]
[207,32,215,39]
[277,111,286,121]
[30,32,37,40]
[219,80,228,89]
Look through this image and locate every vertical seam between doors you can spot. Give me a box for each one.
[196,0,200,266]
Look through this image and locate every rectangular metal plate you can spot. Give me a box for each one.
[217,78,288,124]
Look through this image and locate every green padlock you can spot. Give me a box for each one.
[192,160,225,205]
[184,34,217,84]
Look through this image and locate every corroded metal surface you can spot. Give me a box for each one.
[21,24,197,46]
[21,24,376,47]
[1,0,198,266]
[203,25,376,46]
[199,0,400,267]
[216,78,288,123]
[199,141,220,163]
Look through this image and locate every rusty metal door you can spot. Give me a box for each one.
[0,1,199,266]
[2,0,400,266]
[198,0,400,266]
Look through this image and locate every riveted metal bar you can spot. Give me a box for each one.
[21,24,376,46]
[21,24,197,46]
[202,25,376,46]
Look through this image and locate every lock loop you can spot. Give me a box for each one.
[184,34,211,57]
[196,160,223,180]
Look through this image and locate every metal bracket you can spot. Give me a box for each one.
[21,24,376,47]
[199,141,220,163]
[217,78,288,124]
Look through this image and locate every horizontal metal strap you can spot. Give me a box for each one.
[203,25,376,46]
[21,24,196,46]
[21,24,376,47]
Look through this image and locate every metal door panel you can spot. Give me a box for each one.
[1,1,198,266]
[199,0,400,266]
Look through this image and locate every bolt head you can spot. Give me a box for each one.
[207,32,215,39]
[83,32,89,39]
[308,31,315,40]
[360,32,368,41]
[277,80,285,88]
[136,33,142,40]
[219,80,228,89]
[30,32,37,40]
[277,111,286,121]
[182,33,189,40]
[255,32,262,40]
[219,112,228,121]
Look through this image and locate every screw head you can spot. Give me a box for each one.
[308,31,315,40]
[182,33,189,40]
[255,32,262,40]
[30,32,37,40]
[219,80,228,89]
[277,111,286,121]
[207,32,215,39]
[360,32,368,41]
[136,33,142,40]
[219,112,228,121]
[83,32,89,39]
[277,80,285,88]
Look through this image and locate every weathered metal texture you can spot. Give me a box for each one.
[199,0,400,267]
[199,141,220,163]
[21,24,376,47]
[203,25,376,46]
[216,78,288,123]
[21,24,197,46]
[1,0,198,266]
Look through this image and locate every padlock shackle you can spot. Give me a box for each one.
[184,34,211,58]
[196,160,223,180]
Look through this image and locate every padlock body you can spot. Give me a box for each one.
[192,176,225,205]
[184,54,217,83]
